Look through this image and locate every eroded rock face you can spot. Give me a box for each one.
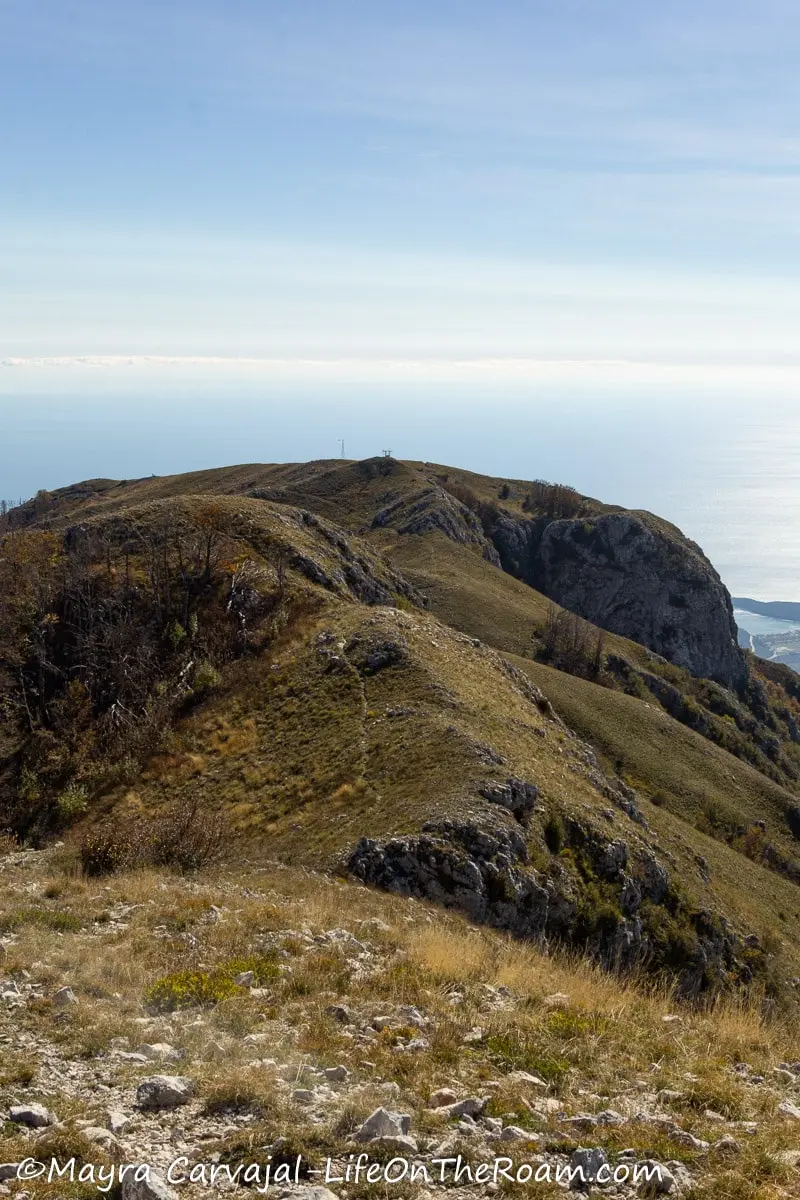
[490,511,746,689]
[372,487,500,564]
[478,777,539,823]
[349,817,759,998]
[369,482,746,688]
[350,820,561,939]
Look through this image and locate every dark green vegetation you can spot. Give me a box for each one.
[4,457,800,1002]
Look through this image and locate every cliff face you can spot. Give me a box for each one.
[371,486,501,564]
[12,459,747,691]
[490,511,747,690]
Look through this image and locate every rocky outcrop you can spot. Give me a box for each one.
[293,510,426,607]
[257,462,746,689]
[489,511,746,689]
[371,487,500,564]
[364,477,746,689]
[349,819,571,943]
[349,817,763,998]
[345,634,408,674]
[478,777,538,823]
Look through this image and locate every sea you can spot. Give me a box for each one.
[2,365,799,604]
[732,610,800,637]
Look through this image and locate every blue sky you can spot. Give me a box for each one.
[3,1,800,600]
[4,0,800,361]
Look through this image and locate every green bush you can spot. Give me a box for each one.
[575,882,622,940]
[165,619,187,649]
[191,660,222,697]
[640,901,699,969]
[18,766,40,803]
[145,954,280,1012]
[55,782,88,825]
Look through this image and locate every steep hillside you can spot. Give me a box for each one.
[4,458,800,1011]
[6,456,746,687]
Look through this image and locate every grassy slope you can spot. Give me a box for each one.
[95,596,558,862]
[515,659,800,944]
[378,529,800,970]
[12,456,611,530]
[382,529,653,666]
[383,528,800,838]
[516,659,798,833]
[14,459,800,978]
[80,584,800,985]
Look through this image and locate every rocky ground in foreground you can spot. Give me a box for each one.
[1,846,800,1200]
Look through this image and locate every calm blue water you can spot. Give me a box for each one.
[1,369,799,601]
[733,609,800,636]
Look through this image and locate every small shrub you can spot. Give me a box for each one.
[575,882,622,940]
[80,796,227,876]
[696,798,738,840]
[734,824,768,862]
[0,830,19,856]
[80,827,132,876]
[544,1008,597,1040]
[18,766,40,803]
[640,902,699,970]
[523,480,582,518]
[145,796,227,871]
[145,953,279,1012]
[624,673,651,701]
[165,619,187,649]
[146,968,241,1012]
[55,783,88,825]
[191,660,222,697]
[535,604,606,680]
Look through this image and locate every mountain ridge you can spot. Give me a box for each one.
[7,457,745,686]
[735,597,800,621]
[3,457,800,1006]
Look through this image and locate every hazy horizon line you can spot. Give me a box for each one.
[5,355,800,386]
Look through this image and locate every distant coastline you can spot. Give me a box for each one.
[733,598,800,668]
[732,597,800,621]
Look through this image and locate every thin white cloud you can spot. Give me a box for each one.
[3,355,800,394]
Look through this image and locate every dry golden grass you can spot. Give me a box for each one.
[6,456,800,1200]
[22,454,798,1001]
[0,845,799,1197]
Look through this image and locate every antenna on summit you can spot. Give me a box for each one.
[339,439,345,459]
